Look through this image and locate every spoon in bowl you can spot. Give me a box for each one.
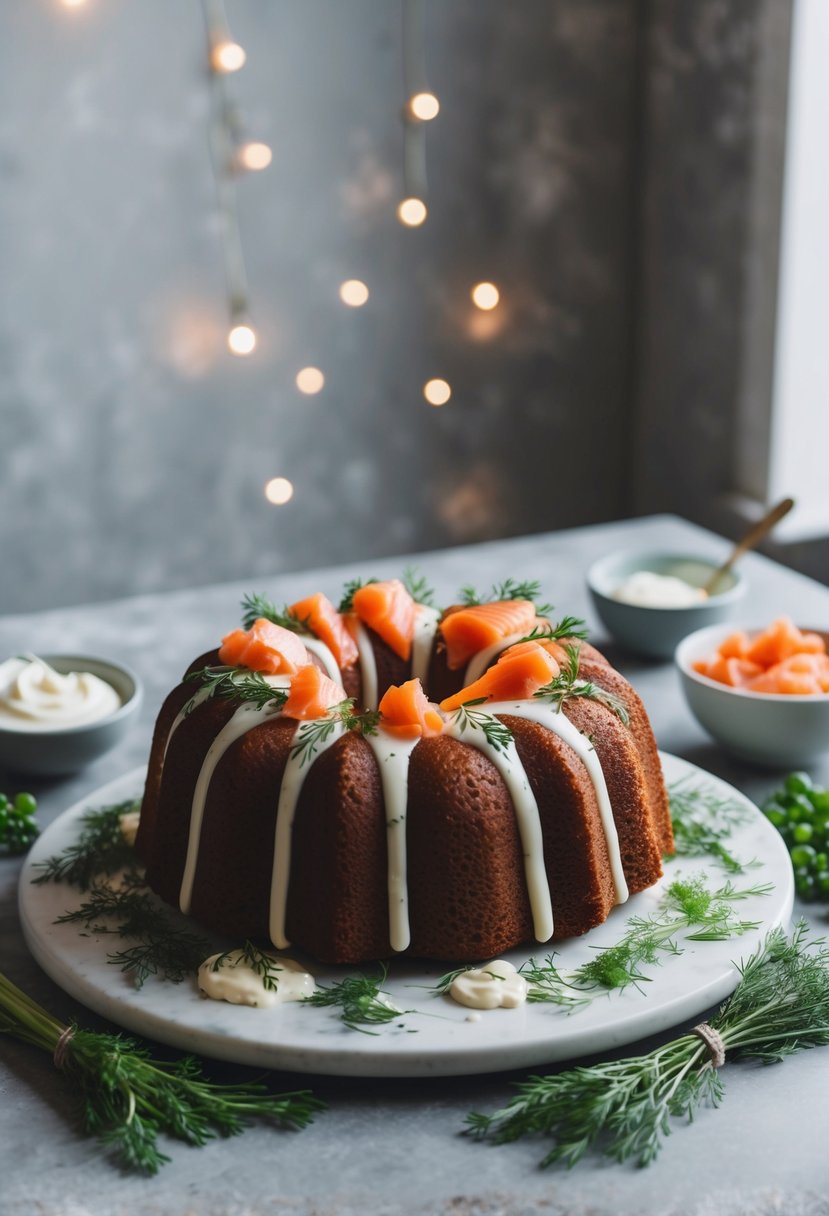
[703,496,795,596]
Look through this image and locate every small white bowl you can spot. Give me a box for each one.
[586,550,746,659]
[676,623,829,767]
[0,655,143,777]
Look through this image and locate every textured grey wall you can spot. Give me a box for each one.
[0,0,639,613]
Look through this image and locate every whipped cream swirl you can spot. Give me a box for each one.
[0,656,121,731]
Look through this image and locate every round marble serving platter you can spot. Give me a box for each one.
[19,754,793,1078]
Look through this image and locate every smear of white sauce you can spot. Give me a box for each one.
[449,959,529,1010]
[198,950,316,1008]
[612,571,706,608]
[0,656,121,730]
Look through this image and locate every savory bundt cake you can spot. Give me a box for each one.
[135,576,672,964]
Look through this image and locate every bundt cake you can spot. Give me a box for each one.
[135,576,673,965]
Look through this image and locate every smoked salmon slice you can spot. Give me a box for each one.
[439,600,538,670]
[289,592,359,670]
[351,579,417,661]
[440,640,560,711]
[282,664,348,720]
[219,618,309,675]
[378,678,444,738]
[693,618,829,694]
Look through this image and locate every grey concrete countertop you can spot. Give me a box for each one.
[2,515,829,1216]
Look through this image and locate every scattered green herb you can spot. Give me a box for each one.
[338,577,379,613]
[56,882,209,987]
[303,964,412,1034]
[0,969,324,1175]
[669,776,753,873]
[466,922,829,1168]
[240,592,310,634]
[459,579,554,617]
[450,698,514,753]
[32,801,140,889]
[211,941,283,992]
[291,700,381,766]
[533,644,629,725]
[519,618,589,645]
[0,790,39,854]
[762,771,829,901]
[186,666,289,712]
[401,567,436,607]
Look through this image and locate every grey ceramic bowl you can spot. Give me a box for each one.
[0,655,142,777]
[676,623,829,767]
[586,550,746,659]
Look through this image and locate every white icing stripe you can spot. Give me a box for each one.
[462,618,547,686]
[164,685,213,761]
[179,700,284,914]
[481,700,629,906]
[353,621,379,710]
[411,605,441,687]
[444,717,554,943]
[365,731,421,953]
[269,718,348,949]
[302,637,342,683]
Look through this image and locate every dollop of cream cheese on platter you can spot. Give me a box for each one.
[198,949,316,1009]
[449,959,529,1010]
[612,571,706,608]
[0,655,121,730]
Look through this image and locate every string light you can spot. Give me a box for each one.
[296,367,325,395]
[471,281,500,311]
[397,197,428,227]
[210,40,246,74]
[227,322,256,356]
[408,92,440,122]
[264,477,294,505]
[59,0,88,8]
[400,0,431,223]
[236,141,272,172]
[339,280,370,307]
[424,378,451,407]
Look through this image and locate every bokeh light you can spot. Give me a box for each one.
[397,198,428,227]
[424,378,452,407]
[339,280,370,307]
[296,367,325,395]
[264,477,294,505]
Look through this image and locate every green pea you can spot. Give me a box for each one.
[796,873,817,900]
[786,772,814,796]
[765,809,787,829]
[794,823,814,844]
[791,844,817,868]
[13,792,36,817]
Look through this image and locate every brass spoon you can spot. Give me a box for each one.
[703,496,795,597]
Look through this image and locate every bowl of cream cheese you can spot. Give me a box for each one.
[0,654,143,776]
[586,551,746,659]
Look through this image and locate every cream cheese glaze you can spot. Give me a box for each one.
[0,656,121,731]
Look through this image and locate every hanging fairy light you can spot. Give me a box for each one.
[264,477,294,505]
[471,282,500,311]
[424,378,451,407]
[296,367,325,395]
[211,40,246,73]
[227,320,257,356]
[398,0,435,226]
[339,280,370,307]
[236,141,273,172]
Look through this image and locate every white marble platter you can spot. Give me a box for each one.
[18,754,793,1078]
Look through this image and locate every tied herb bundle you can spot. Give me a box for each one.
[0,970,325,1174]
[467,922,829,1168]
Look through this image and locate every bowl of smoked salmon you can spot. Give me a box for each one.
[676,618,829,767]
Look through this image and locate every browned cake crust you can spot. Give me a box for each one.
[136,624,672,964]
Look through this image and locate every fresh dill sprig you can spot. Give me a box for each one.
[459,578,553,616]
[186,666,289,712]
[519,617,589,644]
[668,775,753,872]
[55,883,209,987]
[32,801,141,890]
[466,922,829,1168]
[402,567,436,607]
[521,875,768,1003]
[302,964,412,1034]
[290,699,380,765]
[338,577,379,613]
[211,942,284,992]
[450,698,514,753]
[240,592,310,634]
[431,964,478,995]
[533,645,630,726]
[0,970,324,1175]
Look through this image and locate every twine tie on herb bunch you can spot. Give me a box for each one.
[692,1022,725,1068]
[52,1025,75,1070]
